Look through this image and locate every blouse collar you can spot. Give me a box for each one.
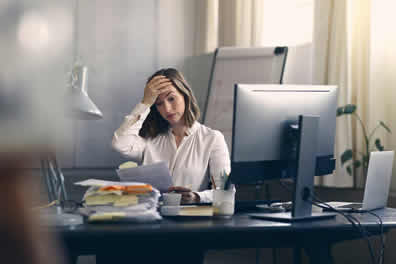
[169,121,199,137]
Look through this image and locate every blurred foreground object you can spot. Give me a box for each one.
[0,153,65,264]
[0,0,72,151]
[0,1,74,263]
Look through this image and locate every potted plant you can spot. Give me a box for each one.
[337,104,392,184]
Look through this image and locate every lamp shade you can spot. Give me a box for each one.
[67,65,103,120]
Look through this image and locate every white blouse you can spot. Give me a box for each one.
[112,103,231,203]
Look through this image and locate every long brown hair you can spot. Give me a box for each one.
[139,68,200,138]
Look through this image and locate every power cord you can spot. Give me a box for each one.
[277,180,384,264]
[366,211,385,264]
[308,192,384,264]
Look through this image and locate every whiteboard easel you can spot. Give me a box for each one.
[203,46,288,150]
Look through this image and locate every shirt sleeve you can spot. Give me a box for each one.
[112,103,151,164]
[196,131,231,203]
[209,131,231,188]
[195,190,213,203]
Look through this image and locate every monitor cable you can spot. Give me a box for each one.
[308,192,384,264]
[277,181,384,264]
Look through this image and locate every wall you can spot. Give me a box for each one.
[39,0,312,170]
[57,0,209,169]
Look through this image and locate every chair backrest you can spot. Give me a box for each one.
[203,46,288,151]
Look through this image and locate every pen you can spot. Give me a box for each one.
[211,175,217,189]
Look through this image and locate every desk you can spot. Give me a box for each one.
[56,208,396,264]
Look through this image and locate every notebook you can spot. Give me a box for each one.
[333,151,394,212]
[160,205,214,217]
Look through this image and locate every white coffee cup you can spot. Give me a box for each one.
[162,193,182,206]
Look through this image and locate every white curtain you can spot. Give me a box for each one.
[369,1,396,192]
[194,0,264,54]
[194,0,218,55]
[313,0,359,188]
[194,0,396,189]
[314,0,396,188]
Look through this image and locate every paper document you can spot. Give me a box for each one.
[117,161,173,193]
[75,179,146,187]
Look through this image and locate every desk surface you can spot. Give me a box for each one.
[56,208,396,255]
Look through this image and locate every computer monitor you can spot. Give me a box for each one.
[231,84,338,184]
[231,84,338,221]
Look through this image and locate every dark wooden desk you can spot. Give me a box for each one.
[56,208,396,264]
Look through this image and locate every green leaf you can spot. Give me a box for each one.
[353,160,361,169]
[379,121,392,134]
[343,104,357,114]
[375,138,384,151]
[346,165,352,176]
[336,107,344,116]
[341,149,353,166]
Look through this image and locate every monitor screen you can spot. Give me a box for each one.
[231,84,338,184]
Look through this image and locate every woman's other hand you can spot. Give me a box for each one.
[168,186,200,204]
[142,75,173,106]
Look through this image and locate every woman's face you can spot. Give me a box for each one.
[155,84,186,126]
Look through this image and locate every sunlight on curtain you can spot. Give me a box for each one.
[313,0,367,188]
[195,0,314,52]
[217,0,265,47]
[314,0,396,189]
[260,0,313,46]
[193,0,396,189]
[370,1,396,192]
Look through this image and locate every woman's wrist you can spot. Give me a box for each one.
[193,192,200,203]
[141,98,153,106]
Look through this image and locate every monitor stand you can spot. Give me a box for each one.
[250,115,336,222]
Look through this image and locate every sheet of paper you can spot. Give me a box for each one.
[74,179,146,187]
[326,201,355,207]
[117,161,173,193]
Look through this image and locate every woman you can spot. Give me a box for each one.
[112,68,230,203]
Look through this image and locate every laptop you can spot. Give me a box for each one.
[333,151,394,212]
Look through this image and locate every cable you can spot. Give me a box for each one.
[278,179,385,264]
[309,200,376,264]
[309,192,384,264]
[312,193,385,264]
[367,211,385,264]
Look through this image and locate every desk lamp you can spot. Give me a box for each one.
[41,64,103,226]
[68,64,103,120]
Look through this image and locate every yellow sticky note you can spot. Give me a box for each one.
[85,194,119,205]
[119,161,138,169]
[89,212,126,222]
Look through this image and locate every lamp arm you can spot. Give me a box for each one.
[41,158,55,202]
[53,158,68,201]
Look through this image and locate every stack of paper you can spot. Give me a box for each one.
[75,179,161,223]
